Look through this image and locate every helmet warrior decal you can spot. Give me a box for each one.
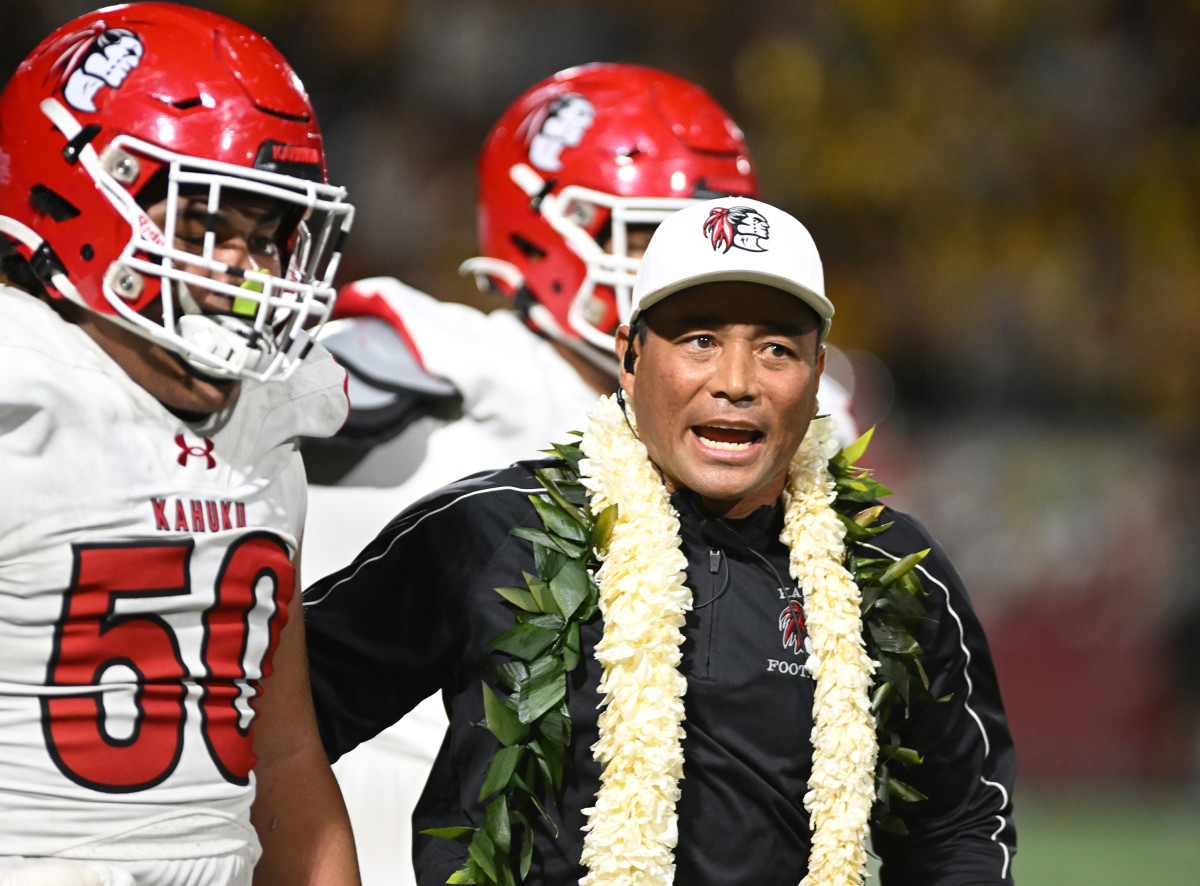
[462,63,759,362]
[54,26,145,113]
[524,94,595,173]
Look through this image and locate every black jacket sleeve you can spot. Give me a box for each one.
[301,465,544,761]
[865,509,1017,886]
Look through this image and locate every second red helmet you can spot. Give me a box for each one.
[463,63,759,360]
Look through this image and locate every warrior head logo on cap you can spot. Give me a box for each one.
[702,205,770,254]
[525,93,595,172]
[56,26,144,113]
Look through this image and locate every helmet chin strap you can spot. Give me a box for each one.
[175,282,273,379]
[457,256,620,378]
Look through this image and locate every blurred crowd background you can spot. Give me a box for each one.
[6,0,1200,817]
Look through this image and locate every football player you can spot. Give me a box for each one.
[301,63,856,885]
[0,4,358,884]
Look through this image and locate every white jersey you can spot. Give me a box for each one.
[0,285,348,862]
[301,277,860,886]
[302,279,600,581]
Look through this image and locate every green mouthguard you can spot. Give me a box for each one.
[233,277,263,317]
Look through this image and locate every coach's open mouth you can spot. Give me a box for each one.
[693,424,763,452]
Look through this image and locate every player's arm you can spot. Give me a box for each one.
[250,551,360,886]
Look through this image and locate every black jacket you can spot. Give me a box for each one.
[304,459,1016,885]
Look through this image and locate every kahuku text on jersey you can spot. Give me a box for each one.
[152,499,248,533]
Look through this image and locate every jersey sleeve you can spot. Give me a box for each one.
[0,311,93,546]
[301,465,544,761]
[863,511,1017,886]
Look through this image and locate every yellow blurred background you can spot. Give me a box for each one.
[5,1,1200,880]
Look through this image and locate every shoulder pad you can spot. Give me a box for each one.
[318,315,458,447]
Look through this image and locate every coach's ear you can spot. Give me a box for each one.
[615,324,636,399]
[812,343,826,418]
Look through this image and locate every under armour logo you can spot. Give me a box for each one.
[175,434,216,469]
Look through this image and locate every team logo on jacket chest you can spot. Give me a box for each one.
[767,588,812,678]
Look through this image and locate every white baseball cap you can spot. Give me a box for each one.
[630,196,833,340]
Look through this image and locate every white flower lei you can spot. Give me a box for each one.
[780,410,877,886]
[576,393,875,886]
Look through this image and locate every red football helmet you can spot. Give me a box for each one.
[461,63,759,362]
[0,2,354,381]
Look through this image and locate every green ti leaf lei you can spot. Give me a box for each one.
[828,428,945,834]
[423,429,940,883]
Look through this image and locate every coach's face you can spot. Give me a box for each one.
[617,281,824,519]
